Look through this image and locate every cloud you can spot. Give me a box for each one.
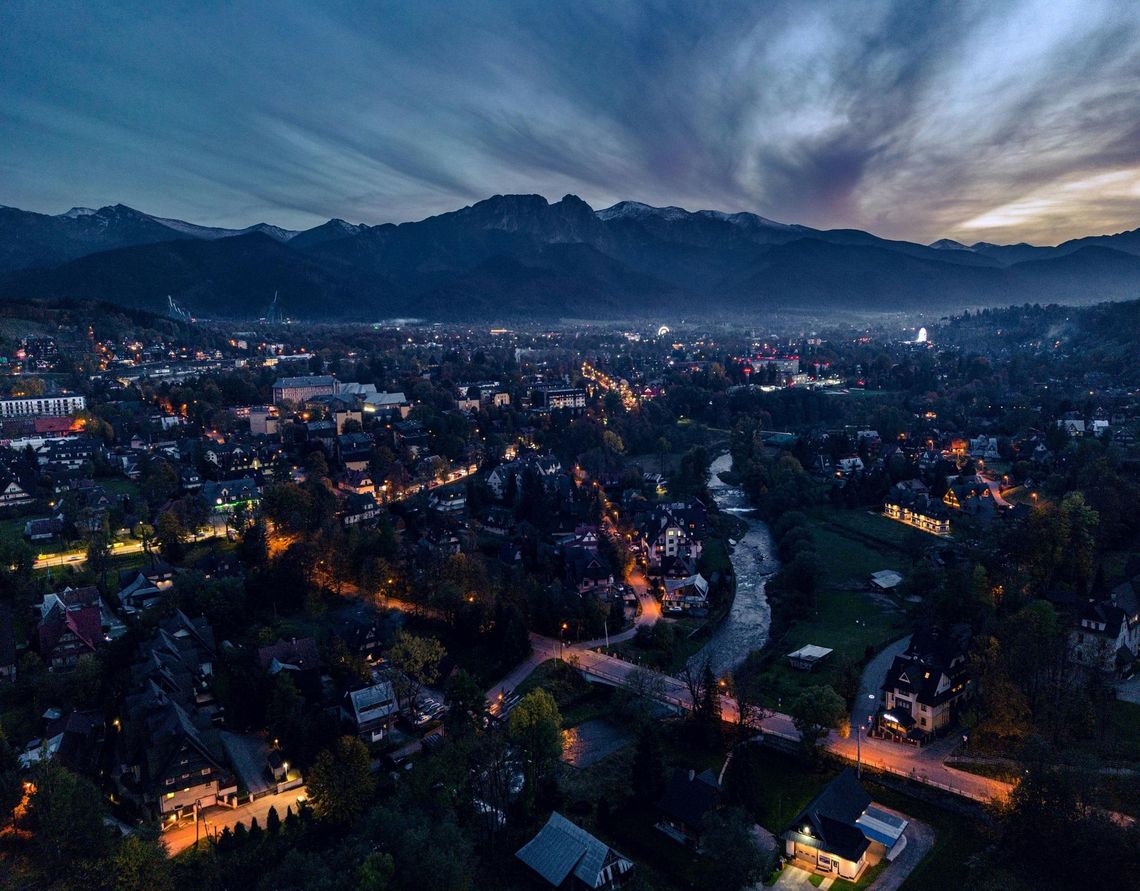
[1,0,1139,244]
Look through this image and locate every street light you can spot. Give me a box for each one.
[858,694,876,777]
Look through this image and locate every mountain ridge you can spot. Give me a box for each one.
[1,195,1138,319]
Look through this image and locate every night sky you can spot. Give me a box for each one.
[3,0,1139,245]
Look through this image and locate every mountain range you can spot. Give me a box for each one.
[1,196,1138,320]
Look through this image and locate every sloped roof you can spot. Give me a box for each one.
[516,811,632,888]
[38,605,101,656]
[258,637,320,673]
[657,768,720,832]
[788,768,872,862]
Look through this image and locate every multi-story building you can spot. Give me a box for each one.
[530,384,586,413]
[876,626,972,744]
[271,375,337,405]
[0,394,85,418]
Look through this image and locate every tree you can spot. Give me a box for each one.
[631,724,666,803]
[85,527,112,589]
[387,631,445,713]
[155,509,187,560]
[25,760,110,874]
[306,735,376,825]
[111,834,174,891]
[134,521,156,567]
[444,669,486,740]
[788,685,846,757]
[0,728,23,823]
[266,804,281,835]
[508,689,563,800]
[699,807,770,891]
[357,851,395,891]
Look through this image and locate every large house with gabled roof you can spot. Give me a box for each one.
[516,811,634,889]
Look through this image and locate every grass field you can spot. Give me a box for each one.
[754,587,909,708]
[745,507,912,708]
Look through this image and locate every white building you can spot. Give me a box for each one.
[0,394,85,418]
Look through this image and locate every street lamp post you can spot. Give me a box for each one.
[858,693,876,777]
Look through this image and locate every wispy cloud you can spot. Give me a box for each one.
[2,0,1138,244]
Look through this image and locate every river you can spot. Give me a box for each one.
[690,452,778,676]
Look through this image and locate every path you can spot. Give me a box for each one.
[867,818,934,891]
[482,630,1012,803]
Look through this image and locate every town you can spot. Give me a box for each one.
[0,297,1137,890]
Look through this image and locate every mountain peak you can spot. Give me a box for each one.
[62,207,97,219]
[596,201,690,222]
[929,238,972,251]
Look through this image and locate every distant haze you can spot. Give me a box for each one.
[3,1,1140,245]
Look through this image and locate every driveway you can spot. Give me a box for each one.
[162,785,307,855]
[853,636,910,728]
[770,864,817,889]
[868,817,934,891]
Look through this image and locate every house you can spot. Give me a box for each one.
[117,565,177,615]
[787,645,834,672]
[516,811,634,889]
[0,471,34,508]
[339,468,375,495]
[487,454,563,499]
[882,488,950,536]
[429,485,467,516]
[38,604,101,668]
[877,625,972,744]
[342,680,398,742]
[258,637,321,696]
[656,768,720,847]
[331,606,387,663]
[639,500,707,572]
[530,385,586,413]
[116,612,231,820]
[1069,598,1137,678]
[342,492,380,526]
[869,570,903,591]
[783,769,870,879]
[565,547,614,595]
[361,390,411,421]
[200,477,259,513]
[23,516,63,542]
[337,432,374,470]
[39,585,125,640]
[784,769,907,880]
[661,573,710,613]
[19,709,105,773]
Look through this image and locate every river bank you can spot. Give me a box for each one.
[689,452,779,677]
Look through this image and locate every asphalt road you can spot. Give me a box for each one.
[161,785,307,855]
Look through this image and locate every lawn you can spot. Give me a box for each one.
[748,584,908,709]
[858,780,1032,891]
[834,860,887,890]
[731,746,837,829]
[807,508,914,586]
[741,508,911,708]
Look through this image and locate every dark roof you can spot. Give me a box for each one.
[258,637,320,673]
[788,768,872,863]
[657,768,720,832]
